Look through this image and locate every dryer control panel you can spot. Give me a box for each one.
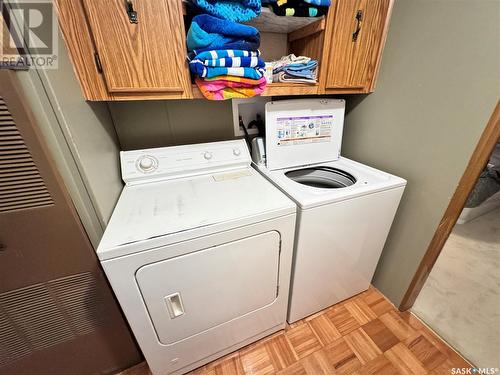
[121,140,251,185]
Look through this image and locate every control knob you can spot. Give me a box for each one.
[137,155,157,172]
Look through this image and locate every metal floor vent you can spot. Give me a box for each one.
[0,97,54,213]
[0,272,110,367]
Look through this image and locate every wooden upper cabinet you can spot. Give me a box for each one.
[54,0,191,100]
[54,0,393,100]
[322,0,393,92]
[82,0,190,95]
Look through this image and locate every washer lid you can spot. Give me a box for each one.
[257,157,407,210]
[265,99,345,170]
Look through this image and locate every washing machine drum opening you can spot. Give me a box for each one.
[285,167,356,189]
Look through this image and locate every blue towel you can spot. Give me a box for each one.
[192,50,265,69]
[283,68,316,79]
[304,0,331,6]
[187,14,260,53]
[190,64,265,79]
[190,0,261,22]
[190,51,265,79]
[274,60,318,74]
[189,50,265,79]
[188,49,260,61]
[273,60,318,80]
[194,50,261,60]
[284,60,318,72]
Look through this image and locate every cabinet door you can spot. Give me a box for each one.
[82,0,190,95]
[324,0,392,91]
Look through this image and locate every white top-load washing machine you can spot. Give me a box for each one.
[254,99,407,323]
[97,140,296,375]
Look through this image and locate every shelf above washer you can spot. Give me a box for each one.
[191,82,320,99]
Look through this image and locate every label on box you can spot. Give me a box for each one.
[276,115,333,146]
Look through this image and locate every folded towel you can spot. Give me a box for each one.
[271,56,318,83]
[187,14,260,53]
[196,75,267,100]
[195,50,261,59]
[283,68,316,79]
[270,1,328,17]
[190,62,265,79]
[284,60,317,69]
[193,49,265,68]
[270,54,311,72]
[271,0,330,5]
[188,49,261,61]
[204,75,266,84]
[273,71,317,84]
[303,0,331,6]
[190,0,262,22]
[285,62,317,77]
[274,60,318,74]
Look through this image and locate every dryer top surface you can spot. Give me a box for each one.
[98,141,296,262]
[98,167,295,259]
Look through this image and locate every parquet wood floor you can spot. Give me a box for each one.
[118,287,471,375]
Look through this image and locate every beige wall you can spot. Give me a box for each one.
[341,0,499,306]
[36,36,123,229]
[108,100,234,150]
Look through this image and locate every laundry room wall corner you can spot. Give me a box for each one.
[341,0,500,307]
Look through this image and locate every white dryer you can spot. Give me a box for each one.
[97,140,296,375]
[255,99,406,323]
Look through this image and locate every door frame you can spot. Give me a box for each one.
[399,100,500,311]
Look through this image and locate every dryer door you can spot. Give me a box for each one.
[135,231,281,345]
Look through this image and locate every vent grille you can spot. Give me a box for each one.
[0,310,31,366]
[0,97,54,212]
[1,285,75,351]
[0,273,110,367]
[49,273,108,335]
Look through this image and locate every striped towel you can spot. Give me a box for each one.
[193,50,264,68]
[196,75,267,100]
[191,66,265,79]
[189,50,265,79]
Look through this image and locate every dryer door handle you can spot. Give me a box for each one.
[164,292,185,319]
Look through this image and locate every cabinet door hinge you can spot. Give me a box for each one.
[94,52,103,73]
